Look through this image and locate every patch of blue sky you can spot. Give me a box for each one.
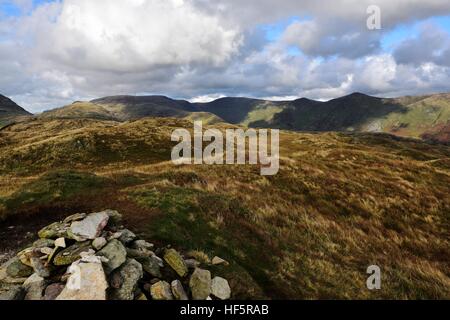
[261,15,311,42]
[381,15,450,52]
[0,0,55,17]
[0,1,22,17]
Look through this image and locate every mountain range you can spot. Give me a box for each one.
[2,92,449,142]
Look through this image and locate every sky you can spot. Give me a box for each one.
[0,0,450,113]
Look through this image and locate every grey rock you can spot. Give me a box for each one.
[136,256,162,278]
[171,280,188,300]
[96,239,127,274]
[164,249,188,277]
[43,283,65,300]
[70,211,109,241]
[92,237,107,250]
[211,276,231,300]
[6,257,34,278]
[189,268,211,300]
[0,285,24,300]
[109,259,143,300]
[56,260,108,300]
[150,281,173,300]
[118,229,137,245]
[30,255,51,278]
[23,273,46,300]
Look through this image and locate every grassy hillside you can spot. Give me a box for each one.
[0,117,449,299]
[40,97,224,125]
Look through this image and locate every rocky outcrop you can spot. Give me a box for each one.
[0,210,232,300]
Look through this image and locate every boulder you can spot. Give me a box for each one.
[53,242,91,266]
[189,268,211,300]
[92,237,107,250]
[56,260,108,300]
[70,212,109,241]
[211,276,231,300]
[43,283,65,300]
[109,259,143,300]
[171,280,188,300]
[23,273,46,300]
[6,257,34,278]
[150,281,173,300]
[136,256,162,278]
[164,249,188,277]
[38,222,68,239]
[96,239,127,274]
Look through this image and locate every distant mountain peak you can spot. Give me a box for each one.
[0,94,31,116]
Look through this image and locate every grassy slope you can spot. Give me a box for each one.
[0,118,449,299]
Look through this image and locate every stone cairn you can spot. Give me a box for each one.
[0,210,231,300]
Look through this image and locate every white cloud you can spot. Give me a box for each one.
[1,0,450,112]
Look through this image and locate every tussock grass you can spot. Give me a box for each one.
[0,117,449,299]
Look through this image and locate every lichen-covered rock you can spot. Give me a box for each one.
[33,239,55,248]
[136,256,162,278]
[53,242,91,266]
[189,268,211,300]
[38,222,68,239]
[164,249,188,277]
[56,260,108,300]
[70,212,109,241]
[150,281,173,300]
[96,239,127,274]
[109,259,143,300]
[6,257,34,278]
[211,276,231,300]
[171,280,188,300]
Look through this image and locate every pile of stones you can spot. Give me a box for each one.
[0,210,231,300]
